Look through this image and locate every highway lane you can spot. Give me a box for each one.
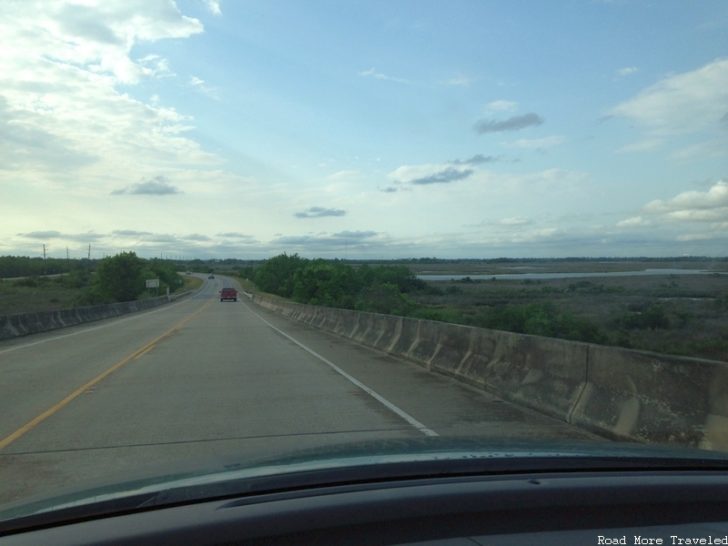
[0,276,599,506]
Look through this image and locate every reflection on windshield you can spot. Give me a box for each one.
[1,0,727,517]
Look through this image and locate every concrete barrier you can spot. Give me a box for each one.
[0,290,194,341]
[570,345,724,447]
[251,292,728,451]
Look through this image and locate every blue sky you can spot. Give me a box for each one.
[1,0,727,259]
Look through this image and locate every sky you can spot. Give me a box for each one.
[1,0,727,260]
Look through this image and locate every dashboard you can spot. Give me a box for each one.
[3,469,728,545]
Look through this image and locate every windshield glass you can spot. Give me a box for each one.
[1,0,727,518]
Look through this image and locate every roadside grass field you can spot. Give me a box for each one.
[235,277,257,293]
[0,277,85,316]
[1,274,200,317]
[404,258,728,276]
[182,275,203,292]
[412,273,728,362]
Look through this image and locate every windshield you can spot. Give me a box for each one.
[1,0,727,519]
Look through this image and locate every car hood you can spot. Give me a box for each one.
[2,436,728,533]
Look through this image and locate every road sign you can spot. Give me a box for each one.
[145,279,160,288]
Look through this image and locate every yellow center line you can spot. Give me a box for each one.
[0,299,213,451]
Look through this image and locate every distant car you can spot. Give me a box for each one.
[219,287,237,302]
[208,274,215,279]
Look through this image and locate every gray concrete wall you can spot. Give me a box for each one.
[251,292,728,451]
[0,290,193,341]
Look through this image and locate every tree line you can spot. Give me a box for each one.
[0,256,85,278]
[87,252,183,303]
[2,253,184,304]
[242,254,607,344]
[241,253,426,314]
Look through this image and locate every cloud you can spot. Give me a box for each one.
[0,98,96,172]
[644,180,728,217]
[17,230,103,242]
[449,154,498,165]
[112,230,153,237]
[17,231,63,239]
[610,58,728,136]
[617,180,728,239]
[326,170,359,182]
[334,230,378,240]
[183,233,211,242]
[499,217,531,226]
[358,67,410,84]
[57,4,123,45]
[676,233,716,242]
[272,230,380,250]
[110,230,257,248]
[485,100,518,112]
[47,1,204,85]
[294,206,347,218]
[442,75,472,87]
[112,176,182,195]
[616,138,663,154]
[189,75,220,100]
[0,0,216,198]
[508,136,564,150]
[203,0,222,15]
[412,168,473,185]
[217,232,256,239]
[389,164,474,186]
[138,54,175,79]
[616,66,639,77]
[474,113,544,134]
[380,187,398,193]
[672,139,728,160]
[616,216,650,228]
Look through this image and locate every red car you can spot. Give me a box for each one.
[219,288,237,302]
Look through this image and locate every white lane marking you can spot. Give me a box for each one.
[0,287,210,356]
[245,304,438,437]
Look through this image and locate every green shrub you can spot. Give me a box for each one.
[618,303,671,330]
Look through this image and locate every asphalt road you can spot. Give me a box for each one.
[0,275,599,507]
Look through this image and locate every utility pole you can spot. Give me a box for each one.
[42,244,47,260]
[88,244,91,260]
[66,247,70,260]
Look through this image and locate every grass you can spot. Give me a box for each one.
[181,275,203,292]
[0,277,87,315]
[0,274,201,317]
[235,278,257,292]
[404,258,728,275]
[410,273,728,362]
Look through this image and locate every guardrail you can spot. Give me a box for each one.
[0,289,195,341]
[251,292,728,451]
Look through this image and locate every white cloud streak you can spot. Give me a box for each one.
[616,66,638,77]
[486,100,518,112]
[203,0,222,16]
[508,136,565,150]
[358,67,410,84]
[0,1,217,195]
[189,75,220,100]
[611,58,728,135]
[617,181,728,241]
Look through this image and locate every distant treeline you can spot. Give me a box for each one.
[0,256,91,278]
[240,253,425,314]
[183,256,728,270]
[88,253,183,303]
[2,253,184,304]
[241,254,607,343]
[348,256,728,265]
